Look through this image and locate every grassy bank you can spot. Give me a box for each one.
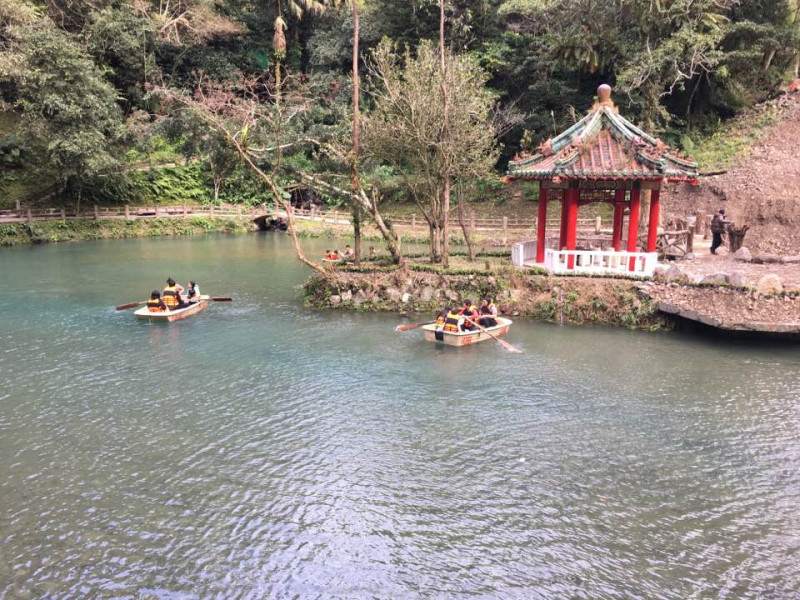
[0,217,256,247]
[303,266,666,330]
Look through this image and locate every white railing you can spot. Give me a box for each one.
[511,241,537,267]
[544,249,658,277]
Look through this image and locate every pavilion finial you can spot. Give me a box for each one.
[592,84,616,112]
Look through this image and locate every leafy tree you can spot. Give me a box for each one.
[363,40,499,265]
[0,9,123,205]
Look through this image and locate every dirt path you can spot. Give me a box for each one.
[663,91,800,255]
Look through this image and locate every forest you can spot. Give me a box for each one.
[1,0,799,262]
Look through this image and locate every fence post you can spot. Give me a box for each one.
[411,213,416,229]
[502,216,508,232]
[310,205,316,220]
[26,207,32,224]
[470,211,476,232]
[237,205,242,217]
[60,207,66,220]
[333,210,338,224]
[686,226,694,253]
[93,205,99,220]
[595,216,602,233]
[124,205,129,219]
[695,211,704,235]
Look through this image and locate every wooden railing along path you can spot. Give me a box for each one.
[1,203,607,234]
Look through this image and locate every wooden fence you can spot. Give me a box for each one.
[1,203,605,233]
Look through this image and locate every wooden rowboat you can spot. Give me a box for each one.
[134,295,209,322]
[421,317,513,347]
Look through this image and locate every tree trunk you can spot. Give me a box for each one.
[439,0,451,268]
[351,0,361,265]
[442,178,451,268]
[457,185,476,261]
[213,175,222,204]
[352,205,361,265]
[728,225,749,253]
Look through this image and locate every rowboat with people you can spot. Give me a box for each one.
[134,295,210,322]
[421,317,513,347]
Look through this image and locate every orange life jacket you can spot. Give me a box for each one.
[443,311,460,333]
[162,286,179,309]
[147,298,166,312]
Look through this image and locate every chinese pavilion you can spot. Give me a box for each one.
[507,84,699,276]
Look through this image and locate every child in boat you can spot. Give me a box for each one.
[186,281,200,303]
[146,290,167,312]
[331,249,341,260]
[459,299,480,331]
[434,308,447,330]
[442,306,461,333]
[163,278,187,310]
[342,245,354,259]
[324,250,333,260]
[478,297,498,327]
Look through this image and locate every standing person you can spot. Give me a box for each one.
[459,299,479,332]
[478,297,498,328]
[710,209,728,255]
[186,281,200,303]
[163,278,187,311]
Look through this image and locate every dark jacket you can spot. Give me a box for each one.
[710,213,727,234]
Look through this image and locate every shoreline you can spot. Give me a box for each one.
[0,217,257,247]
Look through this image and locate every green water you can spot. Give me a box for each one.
[1,234,799,599]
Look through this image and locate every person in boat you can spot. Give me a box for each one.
[163,278,187,311]
[478,297,498,328]
[442,306,461,333]
[146,290,167,313]
[186,281,200,303]
[459,299,480,331]
[434,308,448,330]
[331,249,341,260]
[324,249,335,260]
[342,245,354,259]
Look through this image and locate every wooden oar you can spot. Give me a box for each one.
[116,301,145,311]
[395,321,433,332]
[210,297,233,302]
[466,318,522,353]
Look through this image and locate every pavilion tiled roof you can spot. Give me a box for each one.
[508,99,699,183]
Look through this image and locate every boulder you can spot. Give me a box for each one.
[652,264,669,282]
[783,255,800,264]
[340,289,353,302]
[728,271,748,288]
[353,289,367,305]
[665,264,684,283]
[386,288,402,302]
[420,286,434,302]
[756,274,783,296]
[754,252,782,264]
[329,295,342,305]
[401,292,411,303]
[733,247,752,262]
[701,272,729,285]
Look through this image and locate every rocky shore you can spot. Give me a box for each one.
[304,264,667,329]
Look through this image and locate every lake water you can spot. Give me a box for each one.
[1,233,799,599]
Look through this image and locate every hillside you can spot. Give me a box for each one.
[663,89,800,255]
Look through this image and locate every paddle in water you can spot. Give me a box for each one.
[395,322,433,332]
[465,318,522,353]
[116,301,146,311]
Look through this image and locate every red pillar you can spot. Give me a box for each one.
[566,187,579,269]
[536,184,548,263]
[612,189,625,251]
[559,189,568,250]
[646,188,661,253]
[627,187,641,271]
